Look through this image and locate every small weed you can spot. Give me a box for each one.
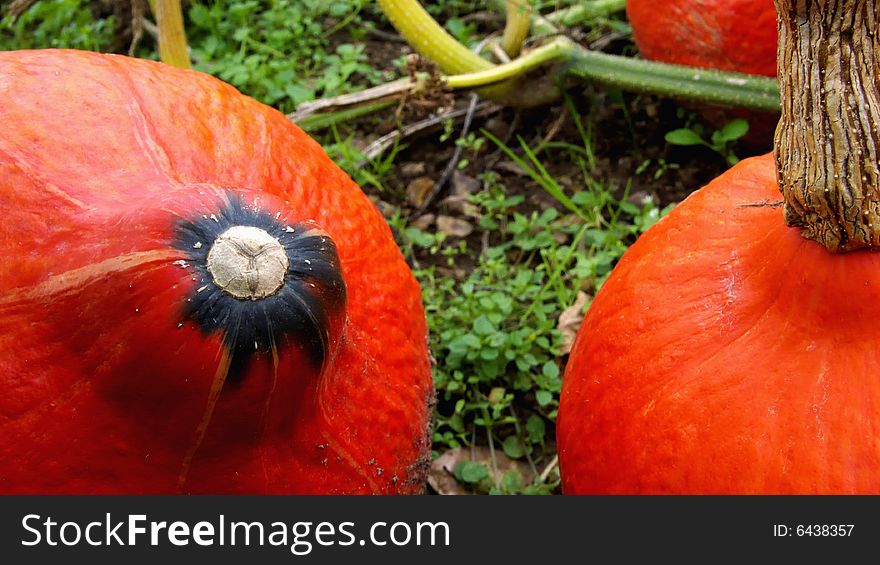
[0,0,116,52]
[665,113,750,166]
[187,0,382,112]
[324,126,406,194]
[455,132,486,169]
[636,157,681,180]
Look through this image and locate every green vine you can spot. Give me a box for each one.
[376,0,781,112]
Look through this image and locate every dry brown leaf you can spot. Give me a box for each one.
[428,450,470,495]
[451,171,480,195]
[558,291,590,355]
[410,213,435,230]
[399,161,427,178]
[437,265,467,281]
[406,176,435,208]
[436,215,474,238]
[439,194,480,218]
[494,160,528,177]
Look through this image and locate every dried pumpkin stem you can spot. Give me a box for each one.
[775,0,880,252]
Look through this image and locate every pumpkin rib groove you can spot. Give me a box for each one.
[114,60,182,185]
[254,345,282,491]
[314,334,387,492]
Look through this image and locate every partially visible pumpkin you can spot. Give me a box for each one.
[0,50,433,494]
[558,153,880,493]
[559,0,880,493]
[627,0,779,145]
[627,0,777,77]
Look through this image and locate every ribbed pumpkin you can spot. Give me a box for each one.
[0,49,433,494]
[558,0,880,493]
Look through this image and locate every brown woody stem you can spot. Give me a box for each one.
[775,0,880,251]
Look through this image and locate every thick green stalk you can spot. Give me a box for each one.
[563,49,780,112]
[376,0,780,111]
[375,0,493,75]
[376,0,530,103]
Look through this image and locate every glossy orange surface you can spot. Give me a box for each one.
[0,50,432,494]
[558,154,880,493]
[627,0,778,77]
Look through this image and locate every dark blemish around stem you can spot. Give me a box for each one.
[174,193,346,380]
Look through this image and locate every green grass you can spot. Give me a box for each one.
[0,0,116,51]
[1,0,386,112]
[392,125,671,493]
[186,0,384,112]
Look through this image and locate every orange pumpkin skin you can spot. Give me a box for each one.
[0,50,432,494]
[557,154,880,494]
[627,0,777,77]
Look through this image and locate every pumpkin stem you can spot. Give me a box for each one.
[775,0,880,252]
[175,194,347,378]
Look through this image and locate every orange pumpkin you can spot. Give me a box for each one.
[627,0,777,77]
[559,0,880,493]
[0,50,433,494]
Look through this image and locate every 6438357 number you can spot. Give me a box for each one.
[797,524,853,537]
[773,524,854,537]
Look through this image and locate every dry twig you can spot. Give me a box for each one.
[414,93,481,216]
[5,0,39,21]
